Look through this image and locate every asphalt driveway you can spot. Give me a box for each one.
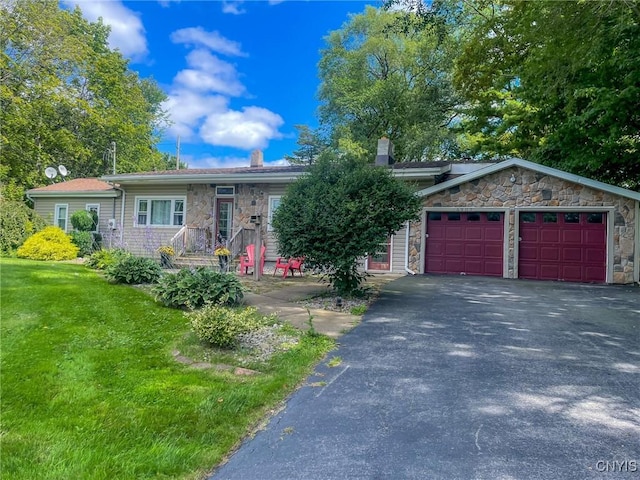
[211,276,640,480]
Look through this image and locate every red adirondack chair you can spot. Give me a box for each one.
[239,244,265,275]
[273,257,304,279]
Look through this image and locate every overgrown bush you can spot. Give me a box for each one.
[70,210,96,232]
[152,267,244,309]
[0,197,47,254]
[16,226,79,260]
[105,255,162,284]
[188,305,271,348]
[70,231,94,257]
[85,248,130,270]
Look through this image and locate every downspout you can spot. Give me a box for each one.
[635,200,639,284]
[119,188,126,244]
[404,221,417,275]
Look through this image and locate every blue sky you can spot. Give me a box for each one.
[63,0,380,169]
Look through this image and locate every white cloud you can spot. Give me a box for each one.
[173,49,245,96]
[171,27,246,57]
[180,154,250,169]
[166,27,285,151]
[163,90,228,140]
[200,107,284,149]
[183,153,288,169]
[62,1,148,61]
[222,1,246,15]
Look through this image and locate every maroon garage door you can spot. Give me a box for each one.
[425,212,504,277]
[518,212,606,283]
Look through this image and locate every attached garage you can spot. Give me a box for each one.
[425,211,505,277]
[412,158,639,285]
[518,211,607,283]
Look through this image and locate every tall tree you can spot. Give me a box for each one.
[0,0,169,194]
[284,125,328,165]
[272,151,421,295]
[452,0,640,188]
[317,6,459,162]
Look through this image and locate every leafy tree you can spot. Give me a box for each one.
[0,194,46,254]
[272,152,421,295]
[284,125,328,165]
[451,0,640,188]
[317,5,459,162]
[0,0,170,193]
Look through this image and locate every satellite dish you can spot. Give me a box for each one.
[58,165,68,177]
[45,167,57,179]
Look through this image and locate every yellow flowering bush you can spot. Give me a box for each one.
[17,226,79,261]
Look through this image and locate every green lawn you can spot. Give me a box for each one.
[0,259,334,479]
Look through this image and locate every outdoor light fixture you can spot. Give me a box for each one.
[510,174,516,183]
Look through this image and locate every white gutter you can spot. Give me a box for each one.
[101,166,451,185]
[26,191,119,198]
[404,221,417,275]
[101,172,306,185]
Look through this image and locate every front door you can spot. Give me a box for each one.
[216,198,233,243]
[368,237,392,270]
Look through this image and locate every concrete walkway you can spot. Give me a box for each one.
[242,283,358,338]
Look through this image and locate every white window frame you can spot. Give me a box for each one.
[216,186,235,197]
[54,204,69,232]
[267,195,282,232]
[86,203,100,232]
[134,196,186,228]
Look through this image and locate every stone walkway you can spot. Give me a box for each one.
[240,273,403,338]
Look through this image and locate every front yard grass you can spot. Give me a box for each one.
[0,259,334,480]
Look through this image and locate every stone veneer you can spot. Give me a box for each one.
[411,166,636,284]
[186,183,270,240]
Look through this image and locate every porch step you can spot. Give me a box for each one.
[172,254,234,269]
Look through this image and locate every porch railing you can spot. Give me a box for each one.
[171,226,210,255]
[228,227,256,259]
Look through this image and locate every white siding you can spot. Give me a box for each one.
[121,185,188,256]
[33,196,122,235]
[263,184,288,261]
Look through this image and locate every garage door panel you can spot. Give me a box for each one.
[540,230,560,243]
[445,243,464,256]
[519,246,538,260]
[426,212,504,277]
[539,247,559,261]
[446,227,463,240]
[464,244,483,257]
[484,245,503,259]
[465,227,483,240]
[518,212,606,283]
[562,247,583,261]
[484,228,503,241]
[539,264,560,280]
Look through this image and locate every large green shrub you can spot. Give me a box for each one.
[70,231,94,257]
[16,226,79,260]
[187,305,271,348]
[85,248,130,270]
[70,210,95,232]
[0,197,47,254]
[272,152,421,295]
[105,255,162,284]
[152,267,244,309]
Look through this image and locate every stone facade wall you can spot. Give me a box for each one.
[186,183,269,241]
[421,167,637,284]
[187,184,215,227]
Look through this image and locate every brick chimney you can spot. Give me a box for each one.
[375,137,395,166]
[250,150,264,167]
